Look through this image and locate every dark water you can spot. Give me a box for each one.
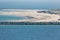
[0,25,60,40]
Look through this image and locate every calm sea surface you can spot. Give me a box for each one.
[0,25,60,40]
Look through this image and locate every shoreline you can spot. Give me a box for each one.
[0,22,60,25]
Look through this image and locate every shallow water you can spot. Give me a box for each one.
[0,25,60,40]
[0,15,27,21]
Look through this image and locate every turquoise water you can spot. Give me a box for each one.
[0,25,60,40]
[0,15,26,21]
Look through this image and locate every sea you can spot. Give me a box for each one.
[0,2,60,40]
[0,25,60,40]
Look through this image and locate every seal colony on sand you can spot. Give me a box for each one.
[0,9,60,25]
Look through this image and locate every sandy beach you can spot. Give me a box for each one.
[0,9,60,22]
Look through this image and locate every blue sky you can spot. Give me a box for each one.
[0,0,59,1]
[0,0,60,2]
[0,0,60,9]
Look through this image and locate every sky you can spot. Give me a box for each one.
[0,0,60,2]
[0,0,60,9]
